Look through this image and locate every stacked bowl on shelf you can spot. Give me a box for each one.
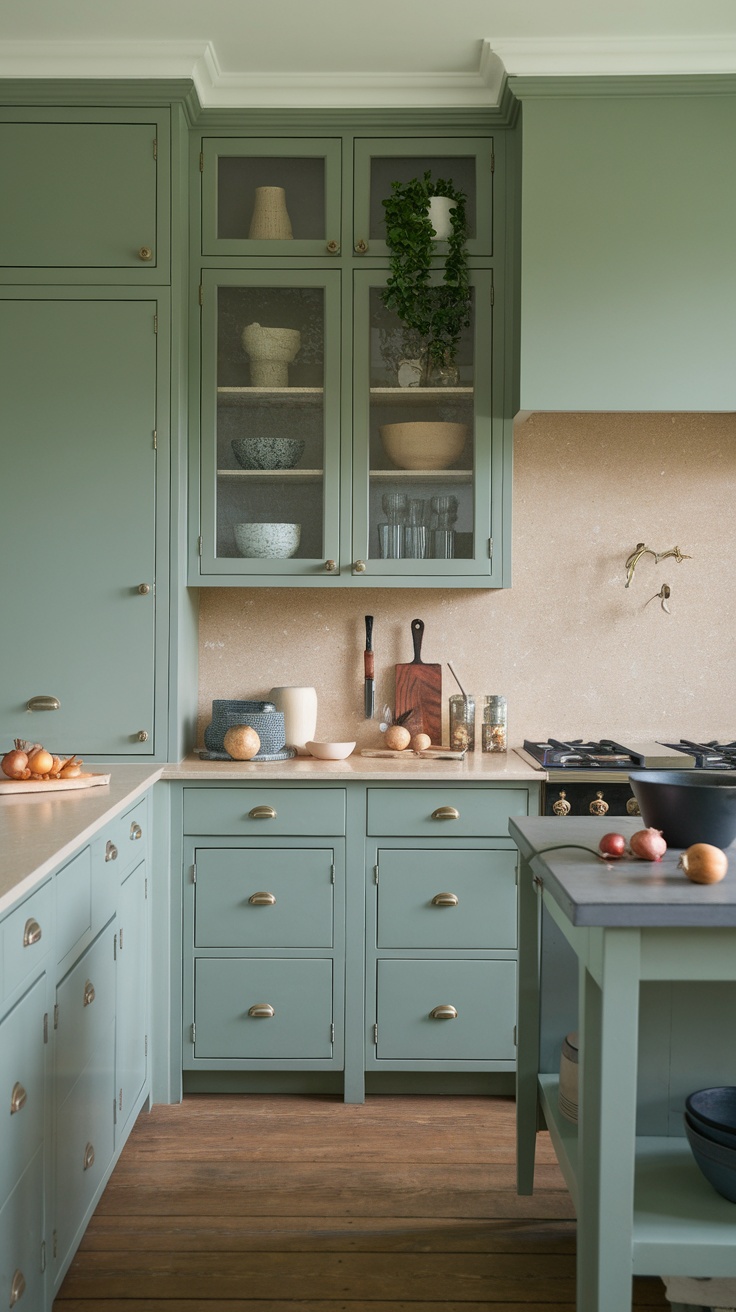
[684,1086,736,1202]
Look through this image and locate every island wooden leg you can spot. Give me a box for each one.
[516,853,541,1193]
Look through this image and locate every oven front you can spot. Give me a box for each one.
[542,771,641,819]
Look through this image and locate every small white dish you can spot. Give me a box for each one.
[305,741,355,760]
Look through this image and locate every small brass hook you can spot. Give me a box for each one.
[645,583,671,614]
[625,543,691,588]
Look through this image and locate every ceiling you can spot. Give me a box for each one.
[3,0,736,107]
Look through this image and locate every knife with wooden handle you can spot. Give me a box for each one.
[364,615,375,719]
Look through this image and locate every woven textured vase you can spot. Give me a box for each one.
[248,186,293,240]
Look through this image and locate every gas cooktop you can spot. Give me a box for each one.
[522,738,736,771]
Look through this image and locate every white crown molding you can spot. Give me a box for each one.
[488,35,736,78]
[0,38,507,108]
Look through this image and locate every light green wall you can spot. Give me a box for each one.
[517,91,736,410]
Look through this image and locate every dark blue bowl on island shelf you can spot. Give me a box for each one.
[628,770,736,849]
[686,1087,736,1142]
[684,1113,736,1203]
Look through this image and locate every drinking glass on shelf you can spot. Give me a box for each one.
[382,491,408,525]
[407,498,426,526]
[430,494,458,529]
[377,523,403,558]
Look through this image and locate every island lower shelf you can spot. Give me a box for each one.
[538,1075,736,1277]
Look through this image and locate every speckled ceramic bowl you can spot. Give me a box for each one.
[231,436,305,471]
[233,522,300,559]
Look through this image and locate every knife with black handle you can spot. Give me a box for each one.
[364,615,375,719]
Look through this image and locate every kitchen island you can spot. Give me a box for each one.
[510,815,736,1312]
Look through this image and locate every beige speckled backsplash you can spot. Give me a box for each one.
[198,412,736,750]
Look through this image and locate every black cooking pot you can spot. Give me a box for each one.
[629,770,736,849]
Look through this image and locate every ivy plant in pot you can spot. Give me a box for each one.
[381,171,471,386]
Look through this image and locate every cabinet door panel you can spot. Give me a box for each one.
[0,121,158,271]
[195,847,334,948]
[194,958,333,1059]
[56,926,116,1107]
[376,959,516,1060]
[0,975,47,1203]
[0,1149,45,1312]
[0,295,158,753]
[376,848,517,950]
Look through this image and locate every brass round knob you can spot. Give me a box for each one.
[626,797,641,816]
[354,238,368,254]
[552,791,571,817]
[137,583,151,594]
[353,560,367,573]
[105,841,118,862]
[326,240,340,254]
[324,559,337,572]
[138,246,153,262]
[136,730,149,742]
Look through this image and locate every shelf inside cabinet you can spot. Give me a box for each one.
[370,387,473,406]
[218,469,324,484]
[370,469,472,483]
[538,1075,736,1274]
[217,387,324,407]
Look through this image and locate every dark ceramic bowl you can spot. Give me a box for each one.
[231,436,305,471]
[629,770,736,849]
[684,1114,736,1203]
[685,1110,736,1151]
[686,1087,736,1138]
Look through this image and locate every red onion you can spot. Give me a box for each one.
[629,827,667,861]
[598,833,627,859]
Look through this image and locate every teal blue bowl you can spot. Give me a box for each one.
[684,1114,736,1203]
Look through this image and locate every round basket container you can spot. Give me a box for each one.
[203,700,284,757]
[558,1032,579,1124]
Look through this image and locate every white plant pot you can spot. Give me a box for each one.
[269,686,318,755]
[427,196,454,241]
[241,322,301,387]
[248,186,293,240]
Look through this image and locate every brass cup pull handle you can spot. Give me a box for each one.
[354,238,368,254]
[431,806,460,821]
[248,891,276,906]
[429,1004,458,1021]
[105,841,118,862]
[25,694,60,711]
[324,559,337,572]
[23,918,42,947]
[9,1269,26,1307]
[248,1003,275,1019]
[326,240,340,254]
[130,821,143,841]
[431,892,459,907]
[83,980,96,1007]
[10,1082,27,1115]
[83,1142,95,1171]
[249,805,277,820]
[138,246,153,261]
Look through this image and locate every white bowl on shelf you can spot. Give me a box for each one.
[305,741,355,760]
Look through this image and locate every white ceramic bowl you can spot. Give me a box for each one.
[379,421,468,471]
[233,522,300,559]
[305,741,355,760]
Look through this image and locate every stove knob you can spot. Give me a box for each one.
[552,790,571,816]
[589,790,609,816]
[626,797,641,816]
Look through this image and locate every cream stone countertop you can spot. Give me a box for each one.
[161,748,544,784]
[0,764,163,917]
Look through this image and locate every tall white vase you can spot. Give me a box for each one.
[269,686,317,755]
[427,196,454,241]
[249,186,293,240]
[241,322,301,388]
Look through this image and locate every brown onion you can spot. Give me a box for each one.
[629,827,667,861]
[27,747,54,776]
[678,843,728,884]
[1,747,30,779]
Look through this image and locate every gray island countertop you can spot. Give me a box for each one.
[508,814,736,927]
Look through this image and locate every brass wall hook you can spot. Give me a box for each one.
[645,583,671,614]
[625,543,691,588]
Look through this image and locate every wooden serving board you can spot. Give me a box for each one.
[394,618,442,745]
[360,749,465,760]
[0,772,111,795]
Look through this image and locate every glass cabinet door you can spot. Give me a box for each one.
[199,268,341,578]
[201,138,342,257]
[353,137,494,259]
[353,268,494,581]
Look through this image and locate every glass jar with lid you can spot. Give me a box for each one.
[482,695,507,752]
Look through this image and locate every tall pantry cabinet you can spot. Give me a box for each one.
[0,100,188,761]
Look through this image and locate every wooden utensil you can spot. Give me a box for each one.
[394,618,442,745]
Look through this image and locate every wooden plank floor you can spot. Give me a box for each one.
[55,1094,670,1311]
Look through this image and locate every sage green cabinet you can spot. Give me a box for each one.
[0,108,169,283]
[191,124,515,587]
[0,289,168,756]
[115,859,149,1141]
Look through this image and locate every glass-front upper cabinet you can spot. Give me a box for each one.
[352,268,497,582]
[352,137,494,258]
[200,138,342,257]
[199,268,341,578]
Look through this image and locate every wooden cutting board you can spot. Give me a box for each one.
[0,772,111,795]
[394,618,442,746]
[360,749,465,760]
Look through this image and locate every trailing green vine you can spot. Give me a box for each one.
[381,171,471,374]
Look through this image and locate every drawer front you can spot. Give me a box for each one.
[194,958,333,1060]
[376,848,517,950]
[55,926,116,1106]
[375,959,517,1061]
[367,787,529,838]
[93,792,150,890]
[0,975,47,1203]
[195,848,334,948]
[0,1148,45,1312]
[56,846,92,967]
[2,880,53,999]
[183,787,346,837]
[54,1020,115,1274]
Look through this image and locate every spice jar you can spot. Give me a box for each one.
[482,695,507,753]
[449,694,475,752]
